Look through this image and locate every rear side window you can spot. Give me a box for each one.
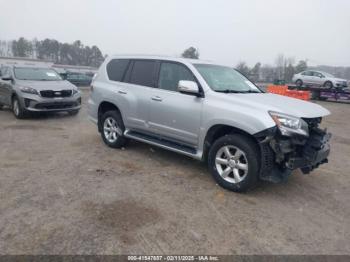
[158,62,195,92]
[302,71,312,76]
[129,60,156,87]
[107,59,130,82]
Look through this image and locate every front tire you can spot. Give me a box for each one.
[100,110,127,148]
[12,97,26,119]
[208,134,260,192]
[324,81,333,89]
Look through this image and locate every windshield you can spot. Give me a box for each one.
[321,72,335,78]
[14,67,62,81]
[193,64,261,93]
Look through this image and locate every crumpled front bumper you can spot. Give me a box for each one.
[256,123,331,183]
[286,128,331,173]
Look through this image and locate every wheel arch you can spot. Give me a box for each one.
[323,80,333,88]
[202,124,261,162]
[97,101,122,132]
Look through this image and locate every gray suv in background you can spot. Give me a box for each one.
[0,66,81,118]
[88,55,331,192]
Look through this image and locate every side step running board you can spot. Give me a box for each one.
[124,130,198,158]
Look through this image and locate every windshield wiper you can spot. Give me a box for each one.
[239,90,261,93]
[215,89,244,93]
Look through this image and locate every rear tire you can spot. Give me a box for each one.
[208,134,260,192]
[295,79,303,88]
[12,96,26,119]
[100,110,128,148]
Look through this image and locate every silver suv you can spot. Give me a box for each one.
[293,70,348,88]
[0,66,81,118]
[88,56,331,192]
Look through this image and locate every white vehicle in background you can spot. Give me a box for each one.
[292,70,348,89]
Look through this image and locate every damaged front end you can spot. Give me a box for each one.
[255,113,331,183]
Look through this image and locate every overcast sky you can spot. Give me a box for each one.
[0,0,349,66]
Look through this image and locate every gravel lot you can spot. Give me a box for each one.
[0,89,349,255]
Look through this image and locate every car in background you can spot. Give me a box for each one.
[66,72,93,86]
[0,66,81,118]
[292,70,348,89]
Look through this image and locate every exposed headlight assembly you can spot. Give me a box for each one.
[19,86,38,95]
[269,111,309,137]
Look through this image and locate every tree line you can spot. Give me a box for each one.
[181,47,350,83]
[0,37,105,67]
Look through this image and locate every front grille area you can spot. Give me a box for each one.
[40,90,72,98]
[35,102,78,110]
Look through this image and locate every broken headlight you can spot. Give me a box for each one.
[269,111,309,137]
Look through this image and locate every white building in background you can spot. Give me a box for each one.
[0,56,97,76]
[0,56,54,68]
[52,64,97,75]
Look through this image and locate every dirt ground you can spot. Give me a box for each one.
[0,89,349,255]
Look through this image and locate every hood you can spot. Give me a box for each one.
[218,93,330,118]
[331,77,347,82]
[16,80,76,91]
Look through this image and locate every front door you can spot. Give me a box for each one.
[148,62,203,146]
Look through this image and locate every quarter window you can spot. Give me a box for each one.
[158,62,195,92]
[107,59,130,82]
[129,60,157,87]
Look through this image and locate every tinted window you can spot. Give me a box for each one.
[314,72,322,78]
[158,62,195,92]
[107,59,130,82]
[129,60,156,87]
[302,71,312,76]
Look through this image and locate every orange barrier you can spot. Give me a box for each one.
[267,85,310,101]
[284,89,310,101]
[267,85,288,95]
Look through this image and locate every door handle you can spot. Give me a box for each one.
[151,96,162,102]
[118,90,127,94]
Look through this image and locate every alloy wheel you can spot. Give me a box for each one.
[215,145,249,184]
[103,117,122,143]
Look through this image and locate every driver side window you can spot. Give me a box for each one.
[158,62,195,92]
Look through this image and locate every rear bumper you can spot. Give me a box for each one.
[19,92,81,112]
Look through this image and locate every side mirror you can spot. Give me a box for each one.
[178,80,200,96]
[2,75,13,81]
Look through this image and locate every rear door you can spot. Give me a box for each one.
[121,59,158,132]
[148,61,203,146]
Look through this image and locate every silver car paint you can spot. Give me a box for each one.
[88,55,330,159]
[292,70,348,87]
[0,67,81,112]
